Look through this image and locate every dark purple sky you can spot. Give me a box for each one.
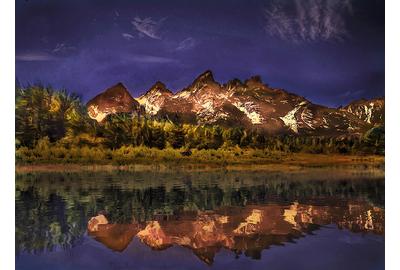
[16,0,384,107]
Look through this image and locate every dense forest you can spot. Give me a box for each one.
[15,86,384,164]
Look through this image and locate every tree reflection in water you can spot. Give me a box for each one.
[16,169,384,265]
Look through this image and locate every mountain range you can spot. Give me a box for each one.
[87,70,384,136]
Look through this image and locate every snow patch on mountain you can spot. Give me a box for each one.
[216,92,232,100]
[300,108,315,129]
[280,106,300,133]
[364,105,372,124]
[299,101,308,106]
[196,100,216,119]
[173,90,191,99]
[322,117,329,128]
[137,96,160,115]
[342,99,384,125]
[233,101,263,124]
[201,100,214,112]
[196,101,230,123]
[88,105,109,122]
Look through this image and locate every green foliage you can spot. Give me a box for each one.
[167,125,185,149]
[15,85,385,163]
[102,113,134,148]
[16,85,90,147]
[362,125,385,155]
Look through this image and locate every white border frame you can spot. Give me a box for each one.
[385,1,400,270]
[1,0,398,269]
[0,0,15,269]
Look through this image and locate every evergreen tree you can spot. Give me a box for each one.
[168,125,185,149]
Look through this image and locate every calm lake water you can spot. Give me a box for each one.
[16,167,385,270]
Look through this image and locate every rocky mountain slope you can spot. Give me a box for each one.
[87,82,141,122]
[87,71,384,135]
[136,81,173,115]
[340,98,384,126]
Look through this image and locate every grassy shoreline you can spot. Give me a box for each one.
[16,152,384,173]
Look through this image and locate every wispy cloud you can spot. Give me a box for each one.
[176,37,196,51]
[339,89,364,98]
[122,33,135,41]
[52,43,76,54]
[131,17,166,40]
[16,52,58,61]
[128,54,177,64]
[264,0,353,43]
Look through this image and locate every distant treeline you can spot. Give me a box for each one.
[15,86,385,161]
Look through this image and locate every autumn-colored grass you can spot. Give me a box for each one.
[16,145,384,173]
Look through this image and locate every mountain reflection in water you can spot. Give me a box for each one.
[15,168,384,269]
[87,201,383,264]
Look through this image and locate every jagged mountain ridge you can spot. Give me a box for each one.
[87,71,384,135]
[136,81,173,115]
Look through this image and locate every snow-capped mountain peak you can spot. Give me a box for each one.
[87,71,384,136]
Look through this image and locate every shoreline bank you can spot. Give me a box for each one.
[16,153,384,173]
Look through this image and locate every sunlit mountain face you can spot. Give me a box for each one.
[16,169,384,269]
[85,72,384,136]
